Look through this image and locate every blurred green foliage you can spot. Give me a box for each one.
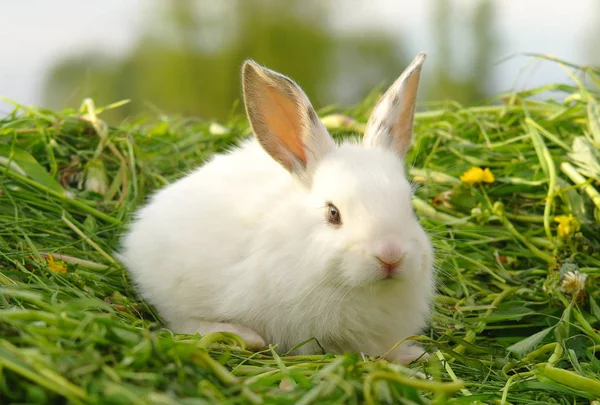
[43,0,497,122]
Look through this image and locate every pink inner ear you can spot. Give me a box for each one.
[391,80,419,155]
[261,84,307,164]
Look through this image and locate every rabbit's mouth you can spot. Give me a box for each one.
[379,271,403,282]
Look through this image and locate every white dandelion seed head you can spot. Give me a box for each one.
[560,271,587,295]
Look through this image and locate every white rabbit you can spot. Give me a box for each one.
[119,53,435,364]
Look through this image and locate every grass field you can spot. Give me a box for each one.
[1,59,600,404]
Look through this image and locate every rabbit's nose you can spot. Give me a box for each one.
[374,241,404,276]
[375,256,404,277]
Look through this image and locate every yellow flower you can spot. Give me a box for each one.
[46,254,67,274]
[481,168,495,183]
[554,214,580,238]
[460,167,495,185]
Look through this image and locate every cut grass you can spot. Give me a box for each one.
[1,59,600,404]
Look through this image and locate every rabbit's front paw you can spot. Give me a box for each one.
[390,344,430,365]
[192,321,266,350]
[228,324,267,350]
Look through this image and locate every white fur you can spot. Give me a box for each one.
[119,54,434,362]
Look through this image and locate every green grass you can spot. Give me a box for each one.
[1,59,600,404]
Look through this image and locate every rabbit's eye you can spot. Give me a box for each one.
[326,203,342,226]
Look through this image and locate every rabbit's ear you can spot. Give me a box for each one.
[242,60,335,178]
[362,53,426,158]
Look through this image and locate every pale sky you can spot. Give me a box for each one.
[0,0,598,112]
